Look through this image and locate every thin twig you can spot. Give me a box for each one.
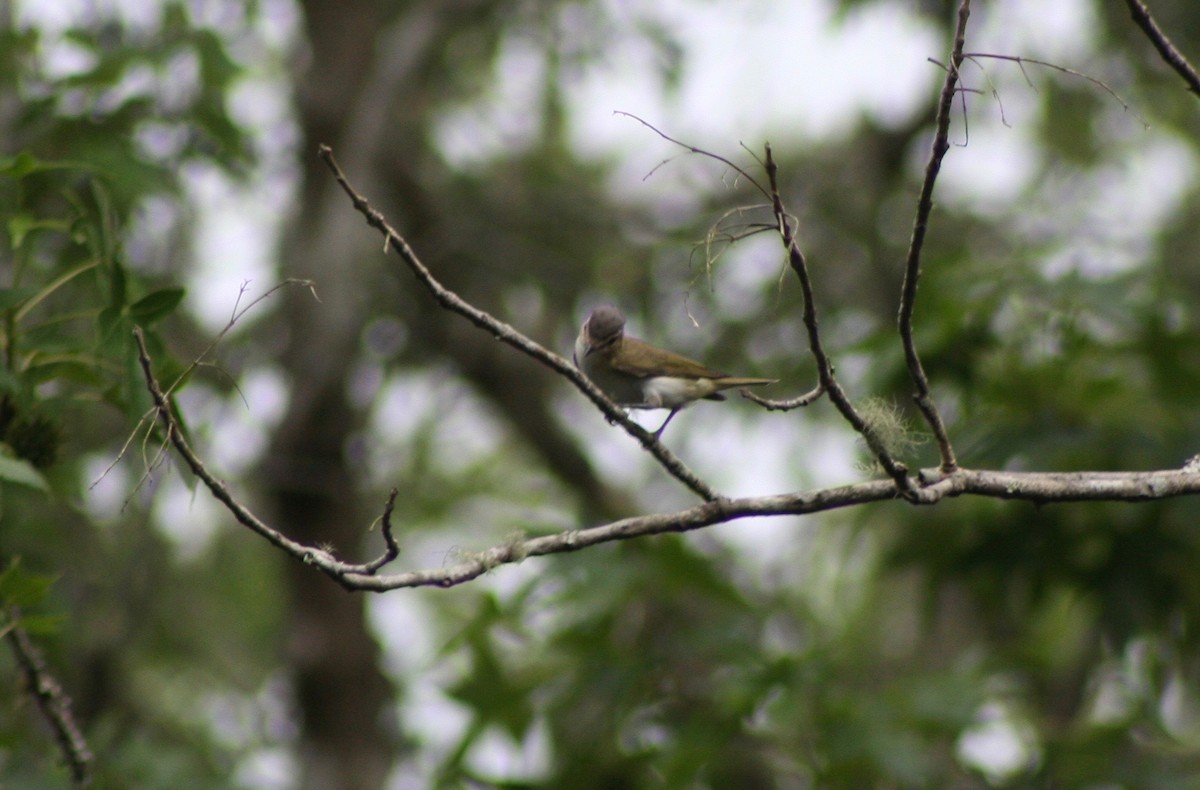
[362,488,401,574]
[133,327,396,586]
[739,384,824,412]
[963,52,1149,128]
[692,208,776,290]
[962,55,1012,128]
[5,608,93,787]
[316,144,719,502]
[166,278,320,401]
[1124,0,1200,98]
[896,0,970,474]
[615,111,770,199]
[91,279,318,494]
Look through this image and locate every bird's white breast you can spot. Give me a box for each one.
[640,376,719,408]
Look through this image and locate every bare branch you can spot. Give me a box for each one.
[92,278,318,494]
[1124,0,1200,98]
[5,608,93,787]
[896,0,970,473]
[614,111,771,199]
[134,326,385,586]
[316,144,719,502]
[919,466,1200,502]
[318,466,1200,591]
[964,52,1149,127]
[739,384,825,412]
[361,488,401,575]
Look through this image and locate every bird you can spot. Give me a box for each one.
[574,304,776,437]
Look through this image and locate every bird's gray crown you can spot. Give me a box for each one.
[586,305,626,343]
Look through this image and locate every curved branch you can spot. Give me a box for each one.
[316,144,718,502]
[336,479,903,590]
[739,384,824,411]
[1124,0,1200,98]
[896,0,970,473]
[615,110,770,198]
[135,327,408,588]
[360,488,401,574]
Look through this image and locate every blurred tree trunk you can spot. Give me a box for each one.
[264,1,417,787]
[266,0,632,785]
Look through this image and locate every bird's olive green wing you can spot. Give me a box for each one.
[606,336,729,380]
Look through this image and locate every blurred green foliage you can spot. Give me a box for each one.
[0,2,281,787]
[5,0,1200,788]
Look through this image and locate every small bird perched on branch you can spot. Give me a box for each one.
[574,304,776,437]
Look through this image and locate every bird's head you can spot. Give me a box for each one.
[582,304,626,356]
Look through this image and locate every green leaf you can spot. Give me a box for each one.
[0,152,95,179]
[129,287,186,325]
[194,29,241,90]
[88,177,119,263]
[0,367,21,395]
[0,151,40,179]
[13,257,101,322]
[97,303,126,342]
[0,558,58,608]
[24,359,106,388]
[0,452,49,491]
[16,614,66,635]
[0,286,39,312]
[108,258,127,307]
[7,215,74,248]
